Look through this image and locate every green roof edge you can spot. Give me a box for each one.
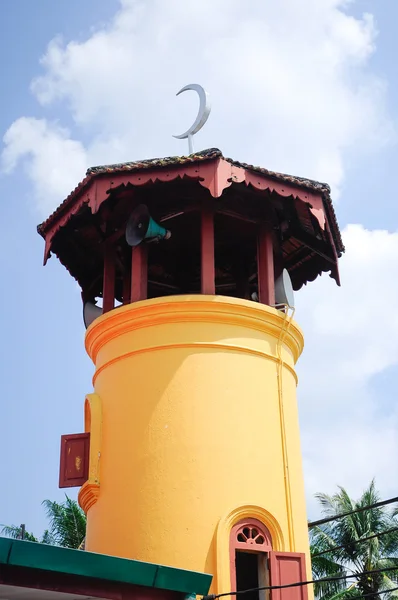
[0,537,212,595]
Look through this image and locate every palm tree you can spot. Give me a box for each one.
[0,525,41,542]
[42,496,86,549]
[1,495,86,549]
[310,481,398,600]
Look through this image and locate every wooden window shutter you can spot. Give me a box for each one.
[269,552,308,600]
[59,433,90,488]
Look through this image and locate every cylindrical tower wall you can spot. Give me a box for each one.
[81,295,310,593]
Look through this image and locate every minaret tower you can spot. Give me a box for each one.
[38,147,343,598]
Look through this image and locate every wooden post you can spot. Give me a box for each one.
[130,244,148,302]
[201,203,215,295]
[103,243,115,313]
[257,224,275,306]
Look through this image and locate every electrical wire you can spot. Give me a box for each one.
[308,497,398,529]
[311,526,398,558]
[202,566,398,600]
[353,586,398,600]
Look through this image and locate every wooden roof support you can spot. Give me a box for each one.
[257,224,275,306]
[131,244,148,302]
[201,202,215,295]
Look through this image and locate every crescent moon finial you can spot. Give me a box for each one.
[173,84,211,155]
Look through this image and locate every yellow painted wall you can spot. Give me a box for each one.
[79,295,311,594]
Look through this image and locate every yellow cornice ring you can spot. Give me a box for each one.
[85,295,304,365]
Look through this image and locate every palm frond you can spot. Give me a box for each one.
[312,481,398,600]
[42,495,86,549]
[0,525,38,542]
[40,529,56,545]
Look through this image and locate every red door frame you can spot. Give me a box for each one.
[230,519,273,591]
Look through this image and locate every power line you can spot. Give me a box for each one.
[311,526,398,558]
[354,586,398,600]
[202,566,398,600]
[308,497,398,529]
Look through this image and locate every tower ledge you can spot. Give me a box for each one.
[85,294,304,373]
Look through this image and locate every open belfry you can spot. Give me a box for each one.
[38,145,343,598]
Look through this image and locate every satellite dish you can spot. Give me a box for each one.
[83,302,103,329]
[125,204,171,247]
[275,269,295,308]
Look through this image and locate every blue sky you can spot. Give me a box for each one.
[1,0,398,537]
[0,0,119,534]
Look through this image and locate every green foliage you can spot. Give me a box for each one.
[0,525,39,542]
[42,496,86,549]
[0,495,86,549]
[310,480,398,600]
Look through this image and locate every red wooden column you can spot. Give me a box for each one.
[103,243,115,313]
[257,224,275,306]
[201,203,215,295]
[130,244,148,302]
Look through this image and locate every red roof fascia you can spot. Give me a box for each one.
[39,157,333,265]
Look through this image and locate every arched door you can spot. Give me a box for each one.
[230,519,272,600]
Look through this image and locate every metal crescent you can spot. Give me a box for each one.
[173,84,211,139]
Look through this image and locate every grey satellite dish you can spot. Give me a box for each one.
[275,269,295,308]
[83,302,103,329]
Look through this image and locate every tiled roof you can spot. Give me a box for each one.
[37,148,343,253]
[87,147,223,175]
[88,148,331,193]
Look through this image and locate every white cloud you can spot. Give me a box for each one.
[296,224,398,514]
[1,0,394,217]
[2,117,87,215]
[1,0,398,515]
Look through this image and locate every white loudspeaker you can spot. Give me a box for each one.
[275,269,295,308]
[251,291,259,302]
[83,302,103,329]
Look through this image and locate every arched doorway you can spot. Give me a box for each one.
[230,519,272,600]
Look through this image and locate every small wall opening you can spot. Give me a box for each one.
[147,211,201,297]
[91,185,283,310]
[214,213,258,300]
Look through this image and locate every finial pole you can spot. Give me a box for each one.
[188,134,194,155]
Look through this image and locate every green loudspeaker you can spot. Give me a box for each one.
[125,204,171,247]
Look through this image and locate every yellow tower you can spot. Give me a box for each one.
[38,149,343,598]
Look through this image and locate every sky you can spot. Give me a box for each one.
[0,0,398,537]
